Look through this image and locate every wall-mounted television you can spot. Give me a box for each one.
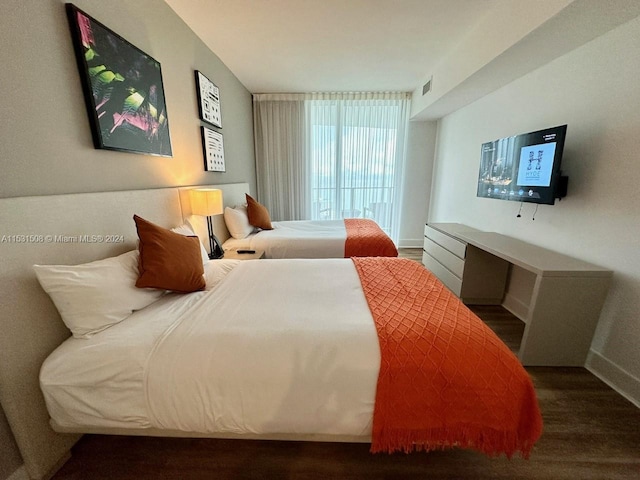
[476,125,568,205]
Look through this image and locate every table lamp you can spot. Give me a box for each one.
[190,188,224,259]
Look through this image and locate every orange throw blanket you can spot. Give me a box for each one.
[352,257,543,458]
[344,219,398,257]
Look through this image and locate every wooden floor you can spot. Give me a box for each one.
[51,249,640,479]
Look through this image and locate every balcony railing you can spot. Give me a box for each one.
[311,186,394,233]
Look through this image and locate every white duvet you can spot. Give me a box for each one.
[40,259,381,437]
[223,220,346,258]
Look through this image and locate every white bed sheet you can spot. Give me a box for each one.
[40,291,206,430]
[40,259,381,438]
[223,220,346,259]
[39,260,239,430]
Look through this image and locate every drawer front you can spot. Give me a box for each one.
[422,251,462,296]
[423,237,464,278]
[424,225,467,259]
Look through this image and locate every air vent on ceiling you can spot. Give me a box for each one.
[422,77,432,96]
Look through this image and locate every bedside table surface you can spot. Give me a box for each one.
[223,249,265,260]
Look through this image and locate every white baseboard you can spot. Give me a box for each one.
[7,466,29,480]
[398,238,423,249]
[586,350,640,409]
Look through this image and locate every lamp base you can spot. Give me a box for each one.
[209,242,224,260]
[206,217,224,259]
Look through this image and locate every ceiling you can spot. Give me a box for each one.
[164,0,640,119]
[164,0,498,94]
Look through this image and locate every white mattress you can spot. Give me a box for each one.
[223,220,346,258]
[40,259,380,437]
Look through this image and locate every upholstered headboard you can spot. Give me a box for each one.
[0,183,249,479]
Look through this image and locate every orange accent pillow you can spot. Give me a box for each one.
[134,215,206,293]
[245,194,273,230]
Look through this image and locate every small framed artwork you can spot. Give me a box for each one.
[195,70,222,128]
[65,4,172,157]
[201,126,225,172]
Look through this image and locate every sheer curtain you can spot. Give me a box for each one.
[253,92,410,242]
[253,94,310,220]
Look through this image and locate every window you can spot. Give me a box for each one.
[308,96,408,238]
[253,92,409,242]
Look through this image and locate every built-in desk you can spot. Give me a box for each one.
[423,224,612,367]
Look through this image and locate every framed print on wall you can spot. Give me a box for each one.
[201,126,225,172]
[66,3,173,157]
[195,70,222,128]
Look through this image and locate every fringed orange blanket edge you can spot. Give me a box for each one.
[352,257,543,458]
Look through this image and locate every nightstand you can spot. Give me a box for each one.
[222,249,265,260]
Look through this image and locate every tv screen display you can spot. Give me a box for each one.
[477,125,567,205]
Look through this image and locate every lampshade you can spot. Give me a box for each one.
[190,188,224,216]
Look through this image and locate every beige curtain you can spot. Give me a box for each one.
[253,95,310,221]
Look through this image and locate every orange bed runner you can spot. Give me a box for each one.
[344,219,398,257]
[352,257,543,458]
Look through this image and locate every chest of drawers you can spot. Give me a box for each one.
[422,224,468,296]
[422,223,508,304]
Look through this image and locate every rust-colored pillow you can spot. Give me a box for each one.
[134,215,206,293]
[245,194,273,230]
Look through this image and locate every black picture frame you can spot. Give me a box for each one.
[66,3,172,157]
[201,126,225,172]
[195,70,222,128]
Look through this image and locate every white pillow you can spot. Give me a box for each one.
[171,219,209,264]
[224,205,254,239]
[33,250,165,339]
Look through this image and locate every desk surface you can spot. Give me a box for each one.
[425,223,612,366]
[428,223,482,238]
[456,230,611,277]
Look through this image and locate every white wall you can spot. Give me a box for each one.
[430,16,640,404]
[411,0,573,120]
[398,121,437,247]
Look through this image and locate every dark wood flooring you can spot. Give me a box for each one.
[51,249,640,479]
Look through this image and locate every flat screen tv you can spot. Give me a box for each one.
[476,125,568,205]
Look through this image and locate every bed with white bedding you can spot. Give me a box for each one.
[223,220,347,258]
[221,193,397,259]
[40,254,543,458]
[41,259,380,437]
[223,218,398,259]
